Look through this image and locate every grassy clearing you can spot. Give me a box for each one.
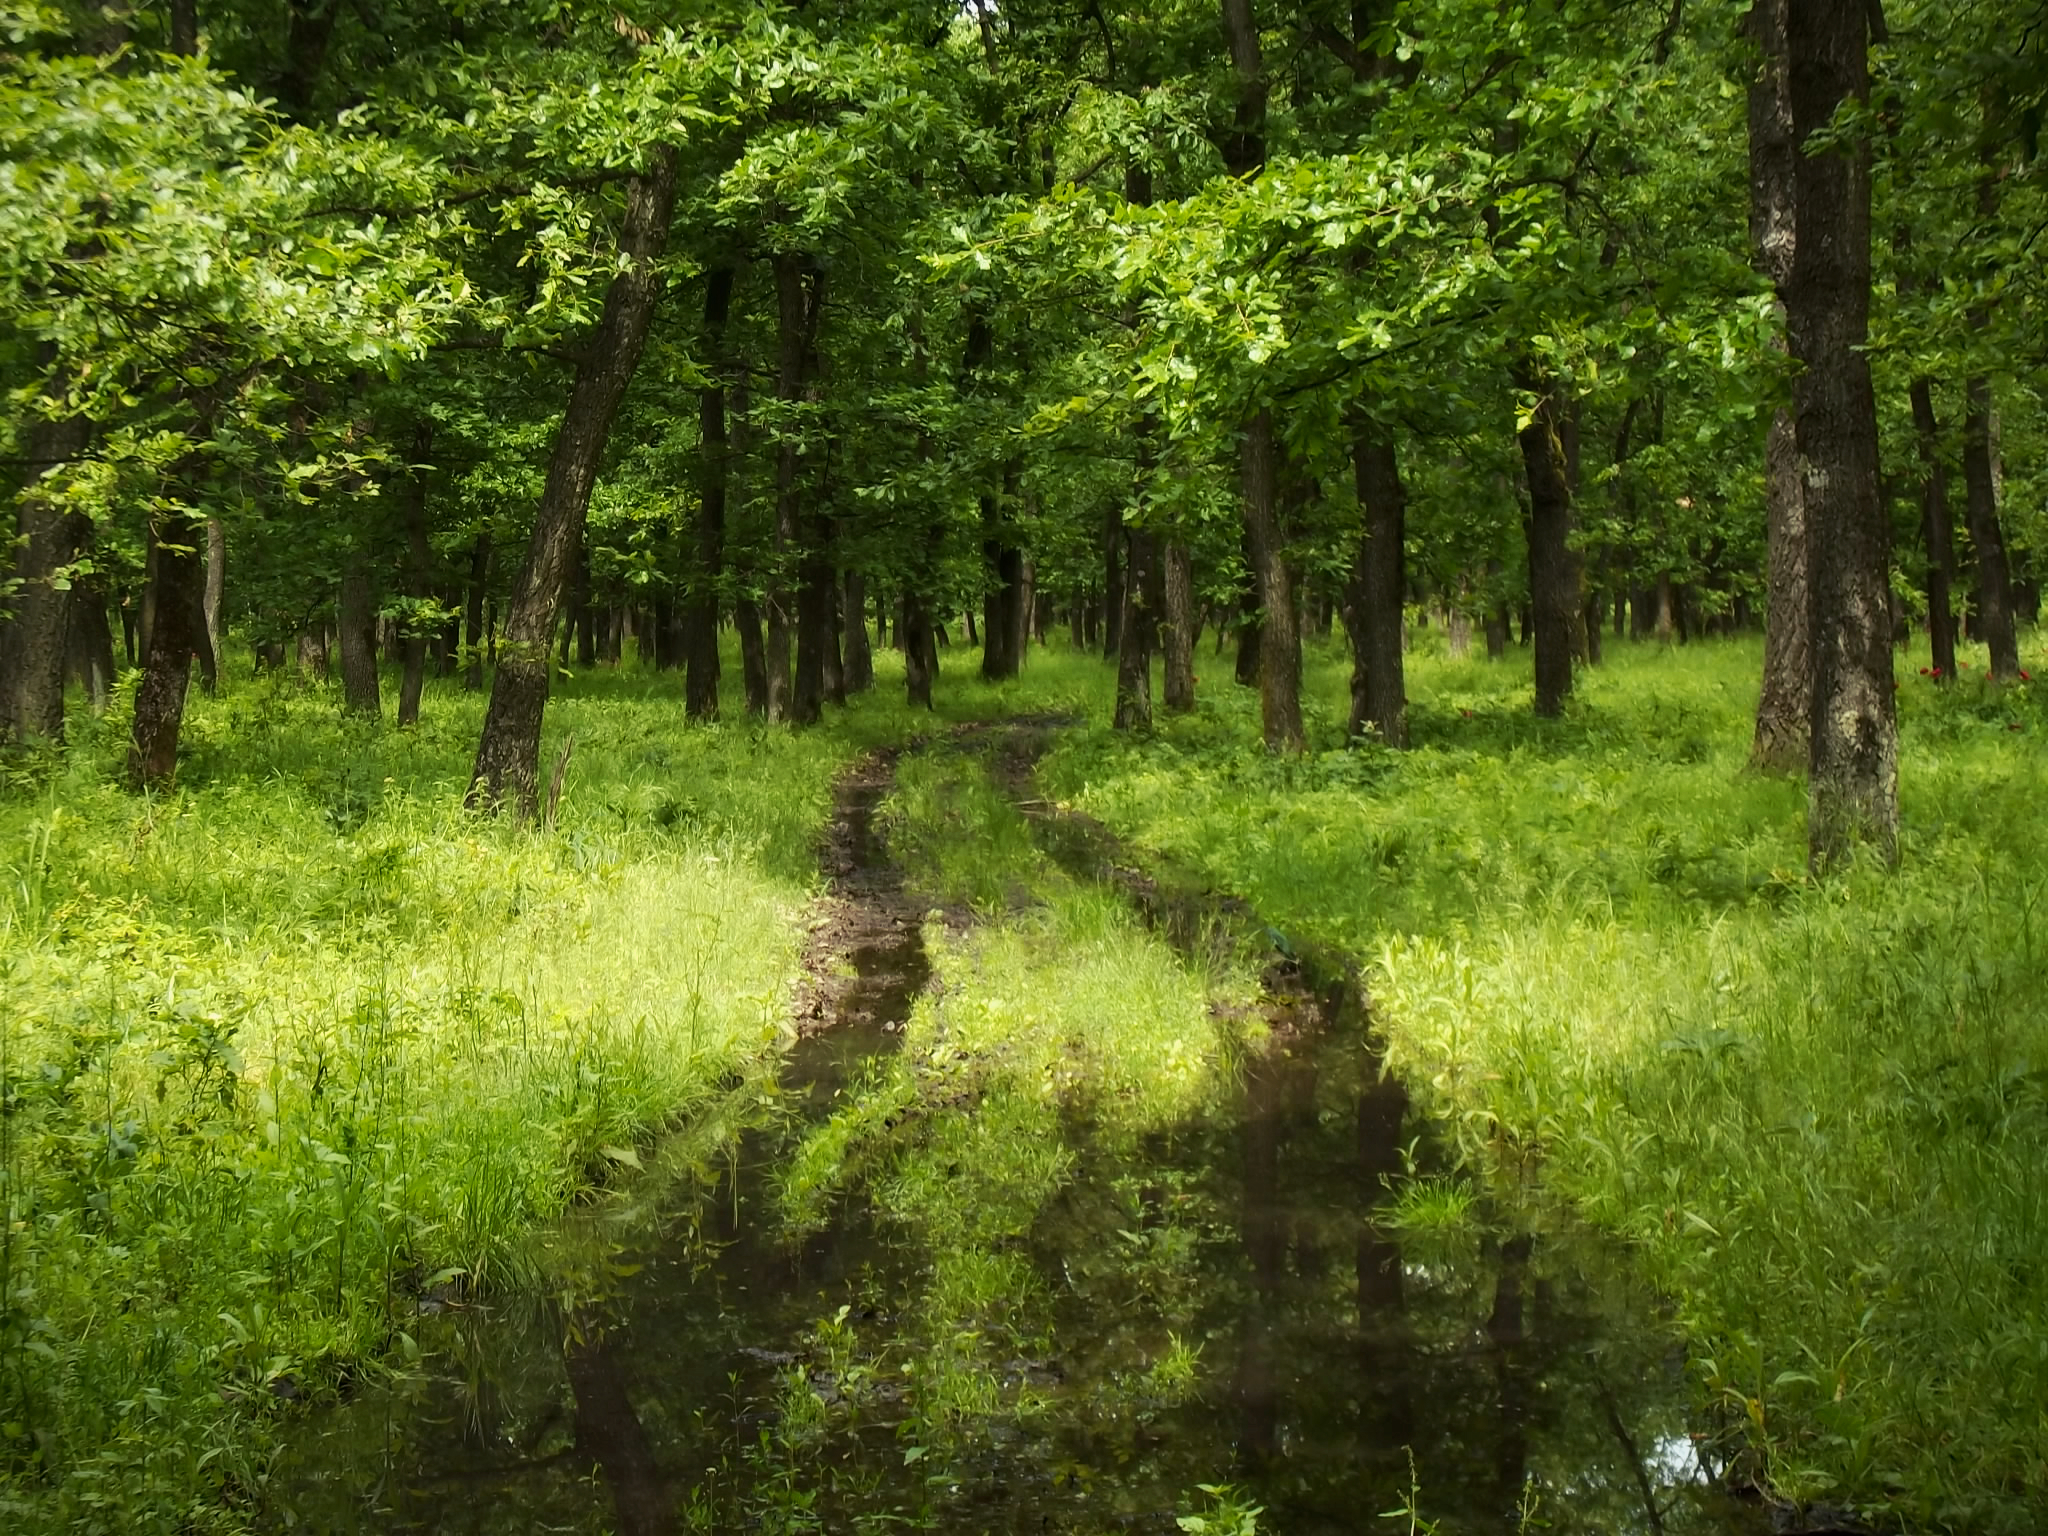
[0,642,1101,1534]
[1045,632,2048,1534]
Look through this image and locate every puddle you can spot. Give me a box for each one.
[268,732,1770,1536]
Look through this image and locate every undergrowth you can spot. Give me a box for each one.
[1045,631,2048,1534]
[0,641,1102,1534]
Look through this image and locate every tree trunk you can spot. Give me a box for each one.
[1242,410,1305,750]
[1219,0,1301,751]
[687,265,735,721]
[0,404,91,743]
[338,553,381,717]
[1747,0,1810,772]
[272,0,337,120]
[398,424,433,727]
[1787,0,1896,869]
[129,513,210,786]
[468,147,679,816]
[768,253,822,724]
[1114,526,1155,730]
[843,570,874,692]
[463,529,490,690]
[903,592,934,710]
[1162,539,1196,711]
[825,577,845,704]
[436,586,459,676]
[736,596,768,716]
[788,260,832,726]
[1101,499,1125,660]
[1962,375,2019,679]
[200,517,226,693]
[1515,369,1579,718]
[571,544,596,667]
[1909,379,1958,681]
[66,577,116,715]
[1345,409,1408,747]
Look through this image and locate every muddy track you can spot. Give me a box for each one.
[793,714,1083,1038]
[793,745,931,1038]
[978,717,1361,1039]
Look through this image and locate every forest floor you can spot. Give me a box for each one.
[2,633,2045,1534]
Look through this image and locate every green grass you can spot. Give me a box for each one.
[0,639,1102,1534]
[1045,630,2048,1534]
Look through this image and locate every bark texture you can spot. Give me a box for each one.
[1242,410,1304,750]
[202,518,225,692]
[1909,379,1958,681]
[1162,539,1196,712]
[463,530,490,691]
[1515,371,1579,718]
[398,425,434,727]
[1747,0,1810,771]
[686,265,735,721]
[768,253,823,723]
[468,148,679,815]
[1,408,91,743]
[338,550,381,718]
[1787,0,1896,868]
[1344,410,1408,747]
[129,518,209,786]
[1962,375,2019,680]
[1113,527,1155,731]
[842,570,874,692]
[66,577,115,715]
[736,597,769,716]
[1220,0,1303,751]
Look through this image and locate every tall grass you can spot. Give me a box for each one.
[0,642,1102,1534]
[1045,632,2048,1534]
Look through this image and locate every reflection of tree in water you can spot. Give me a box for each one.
[274,973,1758,1536]
[563,1322,674,1536]
[1355,1063,1412,1465]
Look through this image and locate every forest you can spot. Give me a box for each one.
[1,0,2044,1531]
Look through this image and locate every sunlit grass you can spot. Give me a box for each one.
[0,637,1108,1534]
[1046,630,2048,1533]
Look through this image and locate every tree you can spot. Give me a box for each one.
[1788,0,1896,868]
[468,147,681,815]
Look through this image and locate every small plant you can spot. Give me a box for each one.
[1176,1481,1263,1536]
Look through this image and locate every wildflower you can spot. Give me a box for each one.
[1932,667,1943,677]
[2022,671,2032,682]
[1919,667,1930,675]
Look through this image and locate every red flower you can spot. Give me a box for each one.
[2022,671,2032,682]
[1932,667,1944,677]
[1919,667,1930,675]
